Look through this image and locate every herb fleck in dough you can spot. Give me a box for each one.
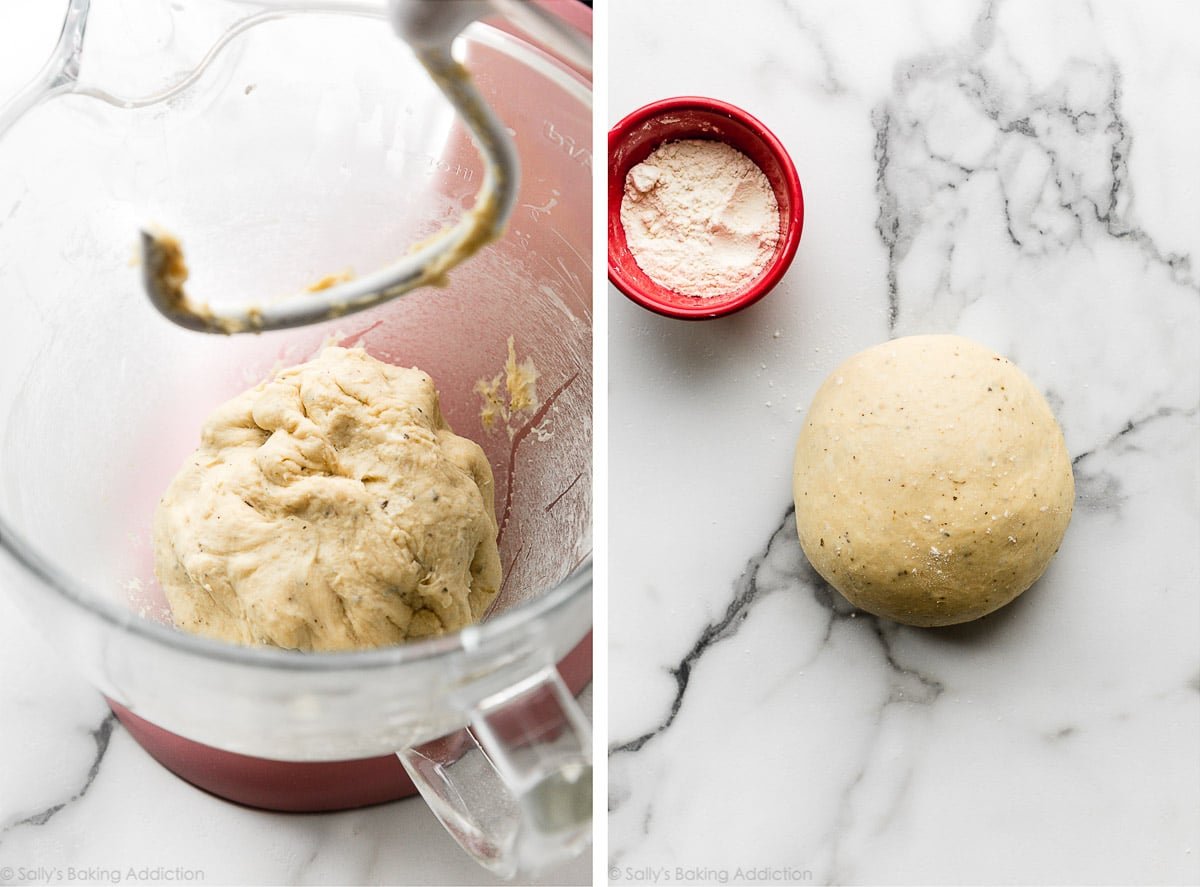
[792,335,1074,627]
[154,346,501,651]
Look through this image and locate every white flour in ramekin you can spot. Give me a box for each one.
[620,139,780,298]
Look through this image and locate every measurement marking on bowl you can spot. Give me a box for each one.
[543,121,591,168]
[523,189,560,221]
[396,150,477,183]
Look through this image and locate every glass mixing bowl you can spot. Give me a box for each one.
[0,0,592,876]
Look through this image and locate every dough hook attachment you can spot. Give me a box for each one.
[141,0,588,335]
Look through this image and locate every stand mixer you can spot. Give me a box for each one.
[0,0,593,876]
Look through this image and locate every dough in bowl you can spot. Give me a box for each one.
[792,335,1073,627]
[154,346,501,651]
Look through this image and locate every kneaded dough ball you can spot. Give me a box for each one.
[154,346,502,651]
[792,335,1073,627]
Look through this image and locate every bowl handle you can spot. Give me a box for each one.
[397,663,592,878]
[0,0,88,145]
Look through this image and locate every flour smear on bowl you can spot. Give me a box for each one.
[620,139,780,297]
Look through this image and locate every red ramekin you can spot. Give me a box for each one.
[608,96,804,320]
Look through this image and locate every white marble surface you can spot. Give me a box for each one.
[609,0,1199,884]
[0,4,590,886]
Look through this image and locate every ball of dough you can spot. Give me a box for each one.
[154,346,501,651]
[792,335,1073,627]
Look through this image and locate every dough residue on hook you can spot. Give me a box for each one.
[138,53,516,335]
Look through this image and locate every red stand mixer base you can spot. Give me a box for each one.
[108,631,592,813]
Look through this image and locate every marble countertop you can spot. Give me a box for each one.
[608,1,1199,884]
